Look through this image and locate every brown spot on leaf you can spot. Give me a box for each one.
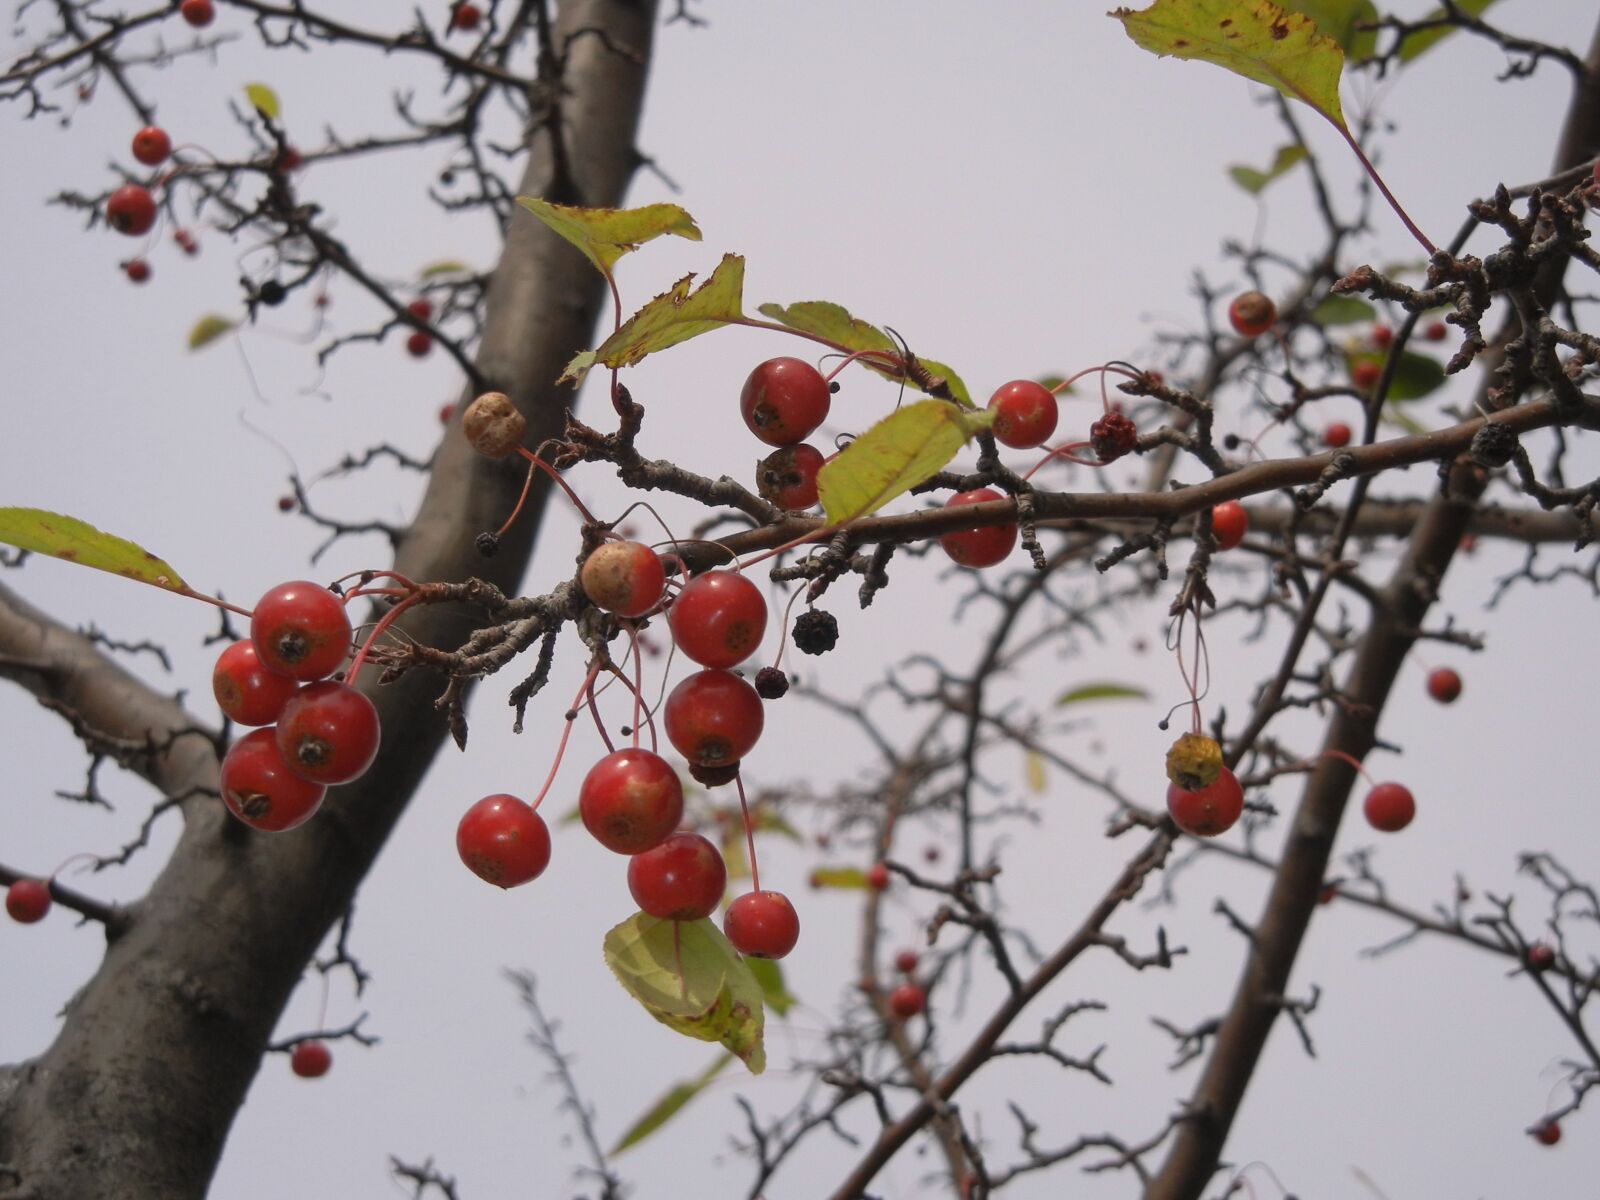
[1174,37,1189,47]
[1219,17,1232,26]
[1270,19,1289,40]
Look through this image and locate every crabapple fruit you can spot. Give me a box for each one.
[581,541,666,619]
[212,640,300,727]
[456,794,551,887]
[740,357,830,447]
[219,728,327,832]
[986,379,1059,449]
[1166,767,1244,837]
[756,444,825,510]
[1363,782,1415,833]
[6,879,51,924]
[724,890,801,959]
[1210,501,1248,551]
[668,570,767,668]
[131,126,172,166]
[627,832,727,921]
[578,748,684,855]
[274,681,381,785]
[663,670,765,767]
[939,488,1016,568]
[106,185,157,236]
[1426,667,1462,704]
[888,982,925,1019]
[251,581,352,681]
[290,1041,331,1078]
[1228,290,1275,337]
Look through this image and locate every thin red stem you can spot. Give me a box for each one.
[735,770,761,895]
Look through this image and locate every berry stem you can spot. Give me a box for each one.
[528,660,607,813]
[734,769,761,895]
[512,447,599,527]
[344,592,423,682]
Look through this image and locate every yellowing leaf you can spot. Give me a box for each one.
[816,399,993,524]
[0,508,189,593]
[611,1055,732,1155]
[418,260,469,279]
[603,913,765,1074]
[188,315,236,351]
[756,300,972,407]
[1056,682,1152,706]
[517,197,702,275]
[1396,0,1499,63]
[1285,0,1378,59]
[746,957,797,1017]
[1025,750,1047,794]
[809,866,868,890]
[244,83,280,120]
[1227,143,1308,194]
[1113,0,1348,132]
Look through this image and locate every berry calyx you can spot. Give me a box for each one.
[456,794,551,887]
[888,982,926,1019]
[1426,667,1462,705]
[406,330,433,358]
[724,890,801,959]
[179,0,214,28]
[740,357,831,447]
[123,258,152,284]
[627,832,727,921]
[106,185,157,236]
[1166,767,1244,837]
[668,570,767,669]
[1210,501,1248,552]
[581,541,666,619]
[1090,410,1138,463]
[274,681,381,785]
[290,1040,331,1078]
[894,949,918,974]
[212,640,300,727]
[250,581,352,682]
[1323,422,1352,449]
[1350,359,1382,390]
[663,669,765,767]
[131,126,172,166]
[986,379,1059,449]
[756,444,825,510]
[450,2,482,31]
[578,748,684,855]
[865,862,890,891]
[939,488,1016,569]
[1533,1121,1561,1147]
[1228,291,1276,337]
[219,728,328,832]
[1363,782,1415,833]
[6,879,51,924]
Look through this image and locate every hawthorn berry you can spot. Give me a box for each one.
[581,541,666,619]
[986,379,1059,449]
[212,640,300,727]
[131,126,172,168]
[740,357,831,447]
[756,444,825,510]
[1533,1121,1561,1147]
[277,496,295,513]
[106,185,157,236]
[663,669,765,767]
[173,228,198,256]
[724,890,801,959]
[250,581,352,682]
[1526,941,1556,971]
[6,879,51,924]
[179,0,214,28]
[274,681,381,785]
[456,794,551,887]
[1090,410,1138,463]
[894,949,918,975]
[1363,781,1415,833]
[1228,290,1276,337]
[1210,501,1248,552]
[123,258,152,284]
[406,331,433,358]
[219,728,327,832]
[290,1041,332,1079]
[939,488,1016,569]
[406,297,433,321]
[1350,359,1382,390]
[1166,767,1244,837]
[578,748,684,855]
[1370,323,1393,349]
[888,982,925,1019]
[1424,320,1448,342]
[865,862,890,891]
[627,832,727,921]
[1426,666,1462,705]
[1323,422,1352,449]
[451,3,482,31]
[668,570,767,669]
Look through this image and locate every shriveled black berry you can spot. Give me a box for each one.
[475,531,500,557]
[258,280,287,307]
[755,666,789,699]
[1469,421,1517,468]
[689,761,741,788]
[1090,411,1138,464]
[793,609,839,656]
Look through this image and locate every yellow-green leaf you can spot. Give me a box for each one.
[816,399,993,524]
[809,866,868,890]
[1025,749,1047,794]
[188,315,236,351]
[756,300,972,407]
[0,508,189,593]
[603,913,765,1074]
[746,957,797,1017]
[418,260,469,279]
[1395,0,1499,64]
[244,83,280,120]
[1055,682,1152,706]
[1113,0,1348,132]
[1310,294,1375,326]
[1285,0,1377,59]
[610,1055,732,1156]
[1346,349,1445,401]
[1227,143,1308,194]
[517,197,702,276]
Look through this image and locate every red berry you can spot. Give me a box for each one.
[756,444,825,510]
[1363,782,1415,833]
[219,728,327,832]
[274,681,381,785]
[212,640,300,727]
[1351,359,1382,390]
[1317,883,1338,906]
[1370,323,1393,349]
[123,258,152,284]
[888,982,925,1019]
[1533,1121,1561,1146]
[407,297,433,321]
[106,185,157,236]
[578,748,684,855]
[6,879,51,924]
[581,541,666,619]
[627,832,727,921]
[1426,667,1462,705]
[1323,422,1352,449]
[894,949,918,974]
[450,2,482,31]
[131,126,172,167]
[456,794,551,887]
[179,0,214,28]
[724,890,801,959]
[1228,291,1276,338]
[1211,501,1248,551]
[277,496,295,512]
[290,1041,331,1079]
[274,146,303,174]
[250,581,352,682]
[986,379,1059,450]
[865,862,890,891]
[1166,767,1244,837]
[406,331,433,358]
[1526,942,1556,971]
[668,570,767,668]
[1424,320,1448,342]
[1090,410,1138,463]
[173,228,198,256]
[663,669,765,767]
[740,357,831,447]
[939,488,1016,569]
[438,403,455,425]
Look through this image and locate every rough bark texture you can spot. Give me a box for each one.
[0,3,658,1197]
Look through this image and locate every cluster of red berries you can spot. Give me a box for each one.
[887,946,926,1020]
[405,297,434,358]
[214,582,374,832]
[744,357,831,510]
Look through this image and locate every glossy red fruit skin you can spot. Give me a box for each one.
[987,379,1059,449]
[212,640,300,727]
[581,541,666,619]
[290,1041,331,1078]
[740,357,831,447]
[1167,767,1244,837]
[1323,422,1352,449]
[664,670,765,767]
[179,0,214,27]
[406,331,432,358]
[250,581,352,682]
[274,681,380,785]
[724,890,800,959]
[668,571,767,669]
[456,794,551,887]
[1211,501,1248,552]
[1533,1121,1561,1146]
[579,748,684,855]
[6,879,51,924]
[939,488,1016,568]
[1351,359,1382,390]
[1426,667,1462,704]
[756,444,825,510]
[220,728,327,832]
[1228,291,1276,337]
[123,258,152,284]
[894,949,918,975]
[451,2,482,30]
[888,982,925,1019]
[627,832,727,921]
[106,185,157,236]
[865,863,890,891]
[131,126,172,166]
[1363,782,1415,833]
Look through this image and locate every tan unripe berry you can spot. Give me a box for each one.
[462,391,527,458]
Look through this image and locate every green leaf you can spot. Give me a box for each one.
[244,83,280,120]
[1309,294,1375,327]
[1055,682,1152,706]
[816,399,993,524]
[0,508,189,593]
[603,913,765,1074]
[1035,374,1076,396]
[1284,0,1378,59]
[746,957,797,1017]
[1396,0,1499,64]
[755,301,972,408]
[610,1055,732,1156]
[418,260,470,279]
[562,255,745,384]
[1346,350,1444,401]
[1227,143,1308,194]
[1113,0,1348,132]
[187,315,236,351]
[809,866,868,890]
[517,198,702,276]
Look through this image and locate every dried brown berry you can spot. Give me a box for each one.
[462,391,527,459]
